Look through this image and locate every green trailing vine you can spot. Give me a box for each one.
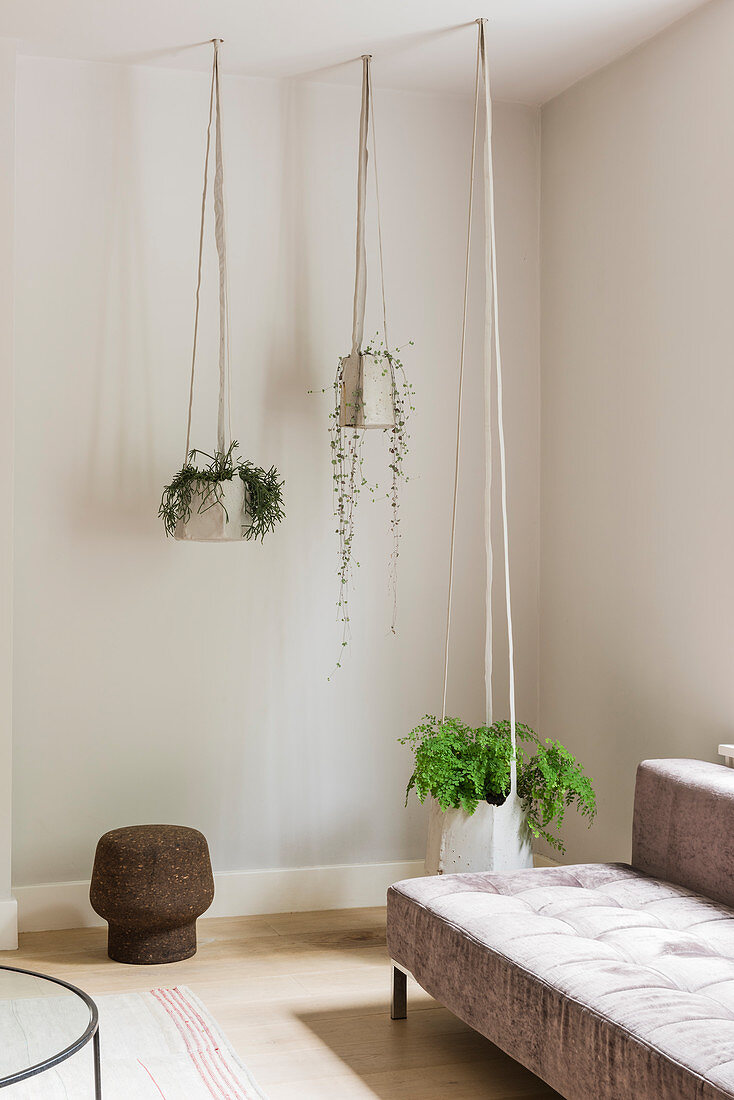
[399,715,596,853]
[311,335,414,673]
[364,337,414,618]
[159,441,284,541]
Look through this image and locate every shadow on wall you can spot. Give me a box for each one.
[82,65,157,538]
[262,77,311,457]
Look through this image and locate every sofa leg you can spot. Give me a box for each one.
[391,964,407,1020]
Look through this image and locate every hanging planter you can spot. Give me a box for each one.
[407,716,532,876]
[312,55,415,671]
[425,798,531,876]
[160,443,284,543]
[339,56,395,431]
[159,39,284,543]
[399,22,597,875]
[400,716,596,874]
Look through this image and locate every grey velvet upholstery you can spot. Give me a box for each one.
[387,759,734,1100]
[632,758,734,909]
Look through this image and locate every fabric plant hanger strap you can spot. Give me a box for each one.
[423,16,531,878]
[173,36,244,543]
[339,55,395,429]
[442,18,518,776]
[184,36,232,466]
[324,50,414,662]
[158,38,285,544]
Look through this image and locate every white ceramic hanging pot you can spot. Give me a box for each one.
[425,792,533,876]
[174,478,251,543]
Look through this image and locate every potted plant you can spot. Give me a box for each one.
[311,56,415,672]
[327,335,413,662]
[160,39,284,545]
[399,716,596,874]
[159,442,284,542]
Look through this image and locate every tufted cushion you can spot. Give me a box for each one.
[387,864,734,1100]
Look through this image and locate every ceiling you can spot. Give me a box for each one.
[0,0,711,104]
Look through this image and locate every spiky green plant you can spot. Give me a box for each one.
[159,441,284,541]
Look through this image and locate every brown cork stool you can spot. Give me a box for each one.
[90,825,214,964]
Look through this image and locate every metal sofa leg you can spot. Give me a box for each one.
[391,964,407,1020]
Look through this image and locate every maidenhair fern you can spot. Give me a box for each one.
[512,725,597,852]
[399,716,514,816]
[400,716,596,854]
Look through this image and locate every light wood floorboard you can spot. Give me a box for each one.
[1,907,560,1099]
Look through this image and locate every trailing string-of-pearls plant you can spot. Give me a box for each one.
[312,54,414,674]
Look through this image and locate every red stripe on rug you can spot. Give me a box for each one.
[151,988,236,1100]
[166,987,251,1100]
[137,1059,169,1100]
[169,987,253,1100]
[195,1049,237,1100]
[152,987,248,1100]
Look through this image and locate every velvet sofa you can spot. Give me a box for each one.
[387,758,734,1099]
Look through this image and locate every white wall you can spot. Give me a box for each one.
[540,0,734,863]
[12,57,539,907]
[0,39,17,948]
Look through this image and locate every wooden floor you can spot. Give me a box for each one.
[1,907,560,1099]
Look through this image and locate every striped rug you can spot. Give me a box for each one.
[2,986,267,1099]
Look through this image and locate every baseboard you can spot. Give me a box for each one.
[14,859,426,933]
[533,854,560,868]
[15,852,559,934]
[0,895,18,949]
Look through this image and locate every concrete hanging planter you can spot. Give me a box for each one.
[173,477,250,543]
[402,716,597,873]
[339,351,395,429]
[400,718,537,877]
[425,792,533,876]
[160,444,284,543]
[160,41,284,544]
[315,52,411,670]
[338,56,396,431]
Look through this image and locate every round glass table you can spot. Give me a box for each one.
[0,965,100,1096]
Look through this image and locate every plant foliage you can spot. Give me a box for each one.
[159,441,284,541]
[310,335,415,674]
[399,716,513,816]
[513,725,597,851]
[400,716,596,853]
